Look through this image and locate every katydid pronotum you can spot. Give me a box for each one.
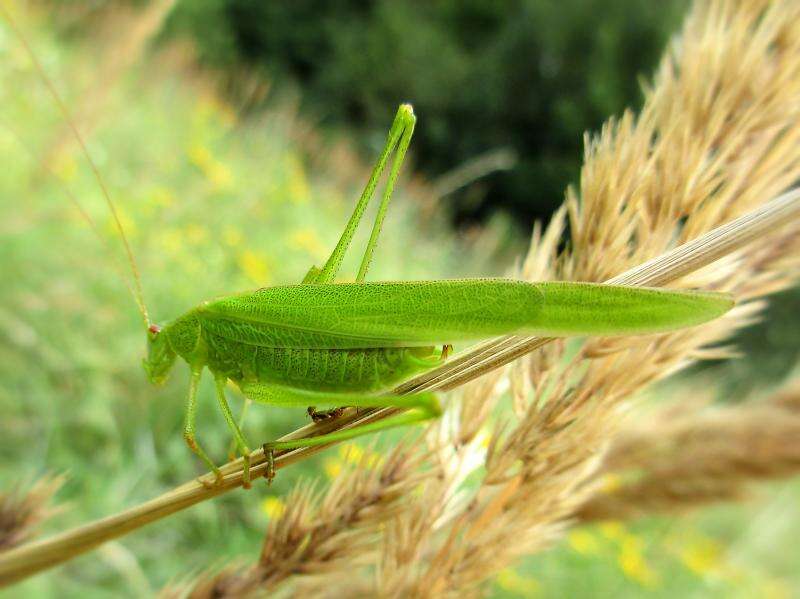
[6,13,733,489]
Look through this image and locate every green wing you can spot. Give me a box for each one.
[197,279,733,349]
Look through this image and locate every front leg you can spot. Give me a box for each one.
[183,365,223,487]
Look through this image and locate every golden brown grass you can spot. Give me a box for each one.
[577,384,800,522]
[0,477,63,552]
[160,0,800,596]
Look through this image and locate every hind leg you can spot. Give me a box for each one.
[305,345,450,428]
[242,382,441,482]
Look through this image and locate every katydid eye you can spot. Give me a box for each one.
[149,324,161,335]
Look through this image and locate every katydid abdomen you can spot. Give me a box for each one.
[206,341,440,394]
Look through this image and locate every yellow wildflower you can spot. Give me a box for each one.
[105,205,137,239]
[680,536,722,576]
[323,457,343,479]
[568,529,600,555]
[496,568,539,596]
[188,143,212,170]
[598,521,626,541]
[338,443,365,464]
[209,162,233,190]
[223,225,243,247]
[286,154,309,204]
[620,534,645,555]
[598,473,622,493]
[238,249,271,284]
[337,443,382,468]
[149,187,175,208]
[184,223,208,245]
[261,496,286,519]
[289,227,327,260]
[187,142,233,191]
[618,540,659,588]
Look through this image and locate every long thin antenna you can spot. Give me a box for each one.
[1,118,143,311]
[1,5,151,328]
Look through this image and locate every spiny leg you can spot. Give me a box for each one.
[227,396,251,460]
[268,394,439,449]
[214,376,253,489]
[241,382,441,481]
[183,365,222,487]
[317,104,416,284]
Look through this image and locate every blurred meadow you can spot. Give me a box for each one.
[1,1,800,597]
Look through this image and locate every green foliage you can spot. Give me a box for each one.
[165,0,688,226]
[703,287,800,400]
[495,492,800,598]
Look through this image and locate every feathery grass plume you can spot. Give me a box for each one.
[162,444,433,598]
[398,3,800,594]
[233,1,800,595]
[0,477,64,552]
[577,384,800,522]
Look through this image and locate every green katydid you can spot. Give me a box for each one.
[140,104,732,487]
[6,11,732,489]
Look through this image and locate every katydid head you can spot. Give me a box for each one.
[143,324,176,385]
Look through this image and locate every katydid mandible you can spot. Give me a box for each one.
[6,13,733,488]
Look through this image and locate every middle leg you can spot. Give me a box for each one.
[183,365,223,488]
[214,376,253,489]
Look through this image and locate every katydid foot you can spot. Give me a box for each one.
[197,470,224,489]
[307,406,346,422]
[183,432,225,488]
[264,447,276,484]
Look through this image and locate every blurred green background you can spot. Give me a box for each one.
[0,1,798,597]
